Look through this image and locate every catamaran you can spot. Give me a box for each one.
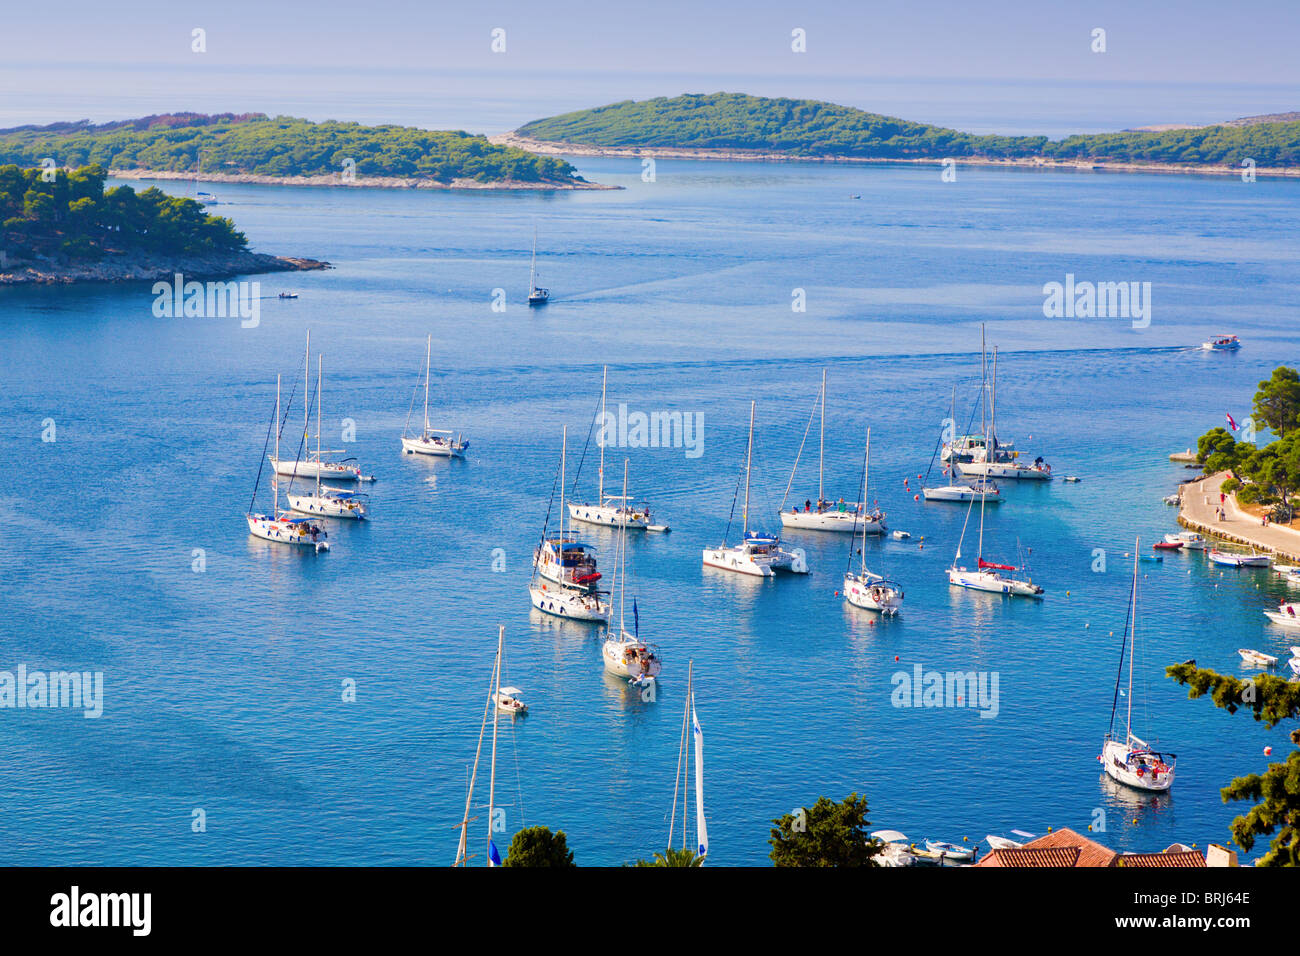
[527,228,549,307]
[663,660,708,864]
[1100,541,1176,792]
[287,354,370,520]
[529,427,611,622]
[401,334,468,458]
[843,428,903,614]
[246,375,329,552]
[703,401,808,577]
[603,460,663,686]
[780,369,886,534]
[567,366,668,532]
[946,441,1044,597]
[270,331,375,482]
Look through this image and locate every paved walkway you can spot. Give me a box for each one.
[1178,471,1300,562]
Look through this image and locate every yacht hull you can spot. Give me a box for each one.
[781,510,886,533]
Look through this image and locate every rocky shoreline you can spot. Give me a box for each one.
[491,132,1300,179]
[109,168,618,191]
[0,249,330,286]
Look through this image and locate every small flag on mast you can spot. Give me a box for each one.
[1226,412,1239,432]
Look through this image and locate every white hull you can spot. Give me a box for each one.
[956,460,1052,481]
[602,634,663,681]
[529,583,610,622]
[781,509,886,534]
[286,492,367,520]
[401,434,466,458]
[1167,532,1205,550]
[246,513,329,551]
[1264,603,1300,628]
[1209,550,1271,568]
[843,572,902,613]
[947,567,1043,597]
[567,502,651,530]
[1101,739,1173,792]
[702,546,772,576]
[270,457,369,481]
[922,484,1002,503]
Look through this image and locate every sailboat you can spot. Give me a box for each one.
[665,660,709,863]
[922,385,1002,503]
[527,228,549,307]
[287,354,370,520]
[702,401,809,577]
[951,336,1051,481]
[603,459,663,685]
[530,427,612,622]
[780,369,886,533]
[246,375,329,552]
[454,625,513,866]
[567,365,668,532]
[270,332,375,482]
[946,439,1043,597]
[400,333,468,458]
[843,428,904,614]
[1100,541,1176,792]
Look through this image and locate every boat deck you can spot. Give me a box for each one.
[1178,471,1300,563]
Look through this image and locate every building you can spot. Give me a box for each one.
[974,828,1210,868]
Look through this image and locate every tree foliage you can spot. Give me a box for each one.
[499,826,576,868]
[0,163,245,263]
[1253,367,1300,437]
[769,792,882,867]
[518,93,1300,168]
[1166,662,1300,866]
[0,113,579,184]
[631,847,704,867]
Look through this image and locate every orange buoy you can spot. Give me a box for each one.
[1265,746,1273,756]
[913,494,919,501]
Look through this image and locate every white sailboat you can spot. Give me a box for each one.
[567,365,668,532]
[703,401,808,577]
[603,459,663,685]
[530,426,612,622]
[843,428,903,614]
[401,334,468,458]
[1100,541,1176,792]
[246,375,330,552]
[665,660,708,863]
[454,625,512,867]
[287,354,370,520]
[946,442,1043,597]
[923,385,1002,503]
[954,345,1052,481]
[270,331,375,482]
[780,369,886,534]
[527,228,549,307]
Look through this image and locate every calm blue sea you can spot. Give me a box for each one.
[2,156,1298,866]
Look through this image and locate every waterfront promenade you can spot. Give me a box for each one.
[1178,471,1300,563]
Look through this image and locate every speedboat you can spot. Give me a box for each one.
[1239,648,1279,667]
[1209,549,1271,568]
[1201,334,1241,351]
[1263,603,1300,629]
[277,291,298,299]
[494,686,528,715]
[1169,532,1206,550]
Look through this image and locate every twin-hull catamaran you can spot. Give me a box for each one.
[567,366,668,532]
[401,334,468,458]
[946,439,1043,597]
[842,428,903,614]
[1100,541,1176,792]
[780,370,886,534]
[603,460,663,685]
[246,375,329,552]
[530,426,611,622]
[287,354,370,520]
[703,401,808,577]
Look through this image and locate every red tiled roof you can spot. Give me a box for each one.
[973,827,1119,868]
[1119,851,1207,868]
[974,846,1081,868]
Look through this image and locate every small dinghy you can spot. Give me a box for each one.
[1162,494,1180,506]
[1063,476,1081,483]
[1140,554,1163,564]
[494,686,528,715]
[923,839,974,863]
[1152,540,1183,551]
[1239,648,1279,667]
[986,829,1036,850]
[1209,549,1272,568]
[892,530,911,540]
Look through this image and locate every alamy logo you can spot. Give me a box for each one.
[50,886,150,936]
[596,403,704,459]
[1042,273,1151,328]
[890,663,1000,718]
[0,665,103,718]
[152,273,261,328]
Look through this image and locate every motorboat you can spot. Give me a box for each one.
[1152,540,1182,551]
[870,831,919,867]
[494,686,528,715]
[401,334,468,458]
[277,291,298,299]
[1209,549,1271,568]
[1169,532,1206,550]
[1263,603,1300,629]
[1201,334,1241,351]
[1238,648,1278,667]
[1101,539,1176,792]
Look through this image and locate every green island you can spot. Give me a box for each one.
[0,113,587,187]
[511,92,1300,172]
[0,163,323,284]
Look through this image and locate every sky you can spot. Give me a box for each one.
[1,1,1296,135]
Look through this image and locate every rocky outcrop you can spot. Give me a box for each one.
[0,249,330,285]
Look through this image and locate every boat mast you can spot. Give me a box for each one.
[559,426,567,543]
[486,625,503,866]
[529,228,537,294]
[818,369,826,506]
[976,429,988,563]
[599,365,607,502]
[423,334,431,440]
[273,375,281,515]
[991,346,998,454]
[682,663,693,851]
[315,355,323,497]
[619,459,628,631]
[455,640,498,866]
[303,330,310,454]
[980,324,987,441]
[742,401,755,536]
[669,658,691,851]
[1126,537,1138,743]
[860,427,871,575]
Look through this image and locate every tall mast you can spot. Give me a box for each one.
[315,355,323,497]
[669,658,691,851]
[559,427,567,542]
[455,640,498,866]
[742,401,755,536]
[1126,538,1138,741]
[682,663,693,851]
[991,346,998,453]
[598,365,607,501]
[619,459,628,631]
[860,427,871,575]
[818,369,826,505]
[423,334,431,439]
[304,330,310,451]
[980,324,987,441]
[273,375,281,515]
[976,428,987,562]
[486,626,503,866]
[529,228,537,293]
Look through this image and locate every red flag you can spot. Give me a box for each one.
[1226,412,1239,432]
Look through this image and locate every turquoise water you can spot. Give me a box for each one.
[2,157,1298,865]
